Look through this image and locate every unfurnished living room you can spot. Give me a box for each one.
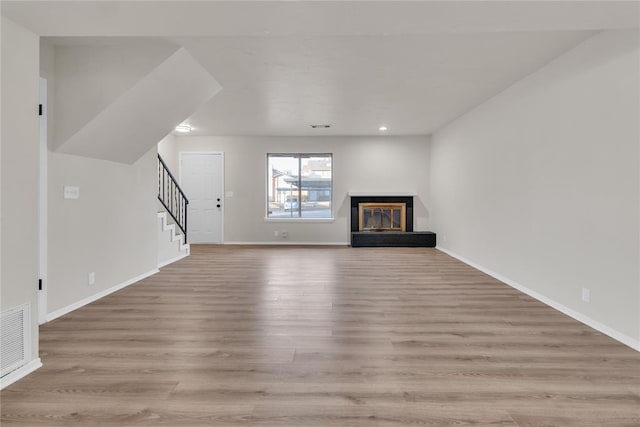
[1,1,639,425]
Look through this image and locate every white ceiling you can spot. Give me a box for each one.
[175,32,593,136]
[4,1,638,136]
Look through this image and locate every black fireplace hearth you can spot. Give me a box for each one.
[349,194,436,248]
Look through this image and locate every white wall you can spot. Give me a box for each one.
[157,133,178,172]
[430,30,640,347]
[1,17,40,361]
[47,149,159,316]
[41,39,160,317]
[164,135,431,244]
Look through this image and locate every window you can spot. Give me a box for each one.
[267,154,333,219]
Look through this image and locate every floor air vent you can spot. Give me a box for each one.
[1,304,30,377]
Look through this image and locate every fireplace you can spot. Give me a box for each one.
[350,195,414,233]
[349,193,435,247]
[358,203,406,232]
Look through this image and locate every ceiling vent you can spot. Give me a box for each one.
[310,124,331,129]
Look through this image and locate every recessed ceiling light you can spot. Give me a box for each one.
[175,124,192,133]
[379,126,388,131]
[310,124,331,129]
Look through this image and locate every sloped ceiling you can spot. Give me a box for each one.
[5,1,638,137]
[51,39,181,150]
[55,47,221,164]
[176,31,595,136]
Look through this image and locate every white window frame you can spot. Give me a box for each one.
[265,153,334,222]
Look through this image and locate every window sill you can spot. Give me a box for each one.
[264,217,335,223]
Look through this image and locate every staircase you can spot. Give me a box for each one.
[157,154,190,268]
[157,211,189,267]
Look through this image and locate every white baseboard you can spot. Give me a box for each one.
[158,251,189,268]
[0,358,42,390]
[224,241,350,246]
[436,246,640,352]
[46,269,159,322]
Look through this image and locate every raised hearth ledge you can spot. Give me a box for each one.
[348,191,417,197]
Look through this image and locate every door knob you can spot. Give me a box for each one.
[217,204,221,208]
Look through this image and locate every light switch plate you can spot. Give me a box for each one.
[64,186,80,199]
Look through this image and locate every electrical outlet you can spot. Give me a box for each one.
[273,230,280,237]
[281,230,288,239]
[581,288,590,303]
[88,272,95,286]
[63,185,80,199]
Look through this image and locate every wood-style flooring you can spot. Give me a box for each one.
[2,245,639,426]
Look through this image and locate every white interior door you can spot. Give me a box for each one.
[180,152,224,244]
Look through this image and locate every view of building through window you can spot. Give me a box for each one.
[267,154,332,218]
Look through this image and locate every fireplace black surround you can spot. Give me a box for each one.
[349,195,436,247]
[350,196,414,233]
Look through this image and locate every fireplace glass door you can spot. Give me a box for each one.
[358,203,406,232]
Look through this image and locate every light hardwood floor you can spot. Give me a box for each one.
[2,245,639,426]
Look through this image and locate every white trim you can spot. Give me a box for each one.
[38,77,48,324]
[264,217,335,223]
[437,246,640,352]
[179,151,225,244]
[157,212,190,267]
[348,191,417,197]
[224,241,349,246]
[178,150,225,156]
[157,212,190,253]
[0,358,42,390]
[158,251,189,268]
[46,269,159,322]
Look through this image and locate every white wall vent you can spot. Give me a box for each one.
[1,304,30,377]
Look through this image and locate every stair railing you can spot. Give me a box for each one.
[158,154,189,243]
